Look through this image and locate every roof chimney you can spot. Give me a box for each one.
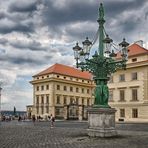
[134,40,143,47]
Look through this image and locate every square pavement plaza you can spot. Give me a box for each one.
[0,121,148,148]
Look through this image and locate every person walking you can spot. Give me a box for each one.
[32,115,36,125]
[50,114,55,128]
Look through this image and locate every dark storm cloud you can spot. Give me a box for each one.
[9,57,44,65]
[41,0,98,26]
[0,0,38,34]
[0,53,51,65]
[145,11,148,20]
[0,12,6,19]
[104,0,147,16]
[8,0,38,13]
[38,0,147,41]
[10,40,47,51]
[0,22,34,34]
[40,0,147,26]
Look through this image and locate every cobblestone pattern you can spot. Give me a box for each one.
[0,122,148,148]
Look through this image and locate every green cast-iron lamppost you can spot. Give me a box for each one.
[73,3,129,108]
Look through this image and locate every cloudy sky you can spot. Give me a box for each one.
[0,0,148,111]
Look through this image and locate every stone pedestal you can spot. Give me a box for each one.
[87,107,117,137]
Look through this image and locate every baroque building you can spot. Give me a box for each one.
[108,42,148,122]
[29,42,148,122]
[30,63,94,120]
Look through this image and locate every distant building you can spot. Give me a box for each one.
[1,110,26,117]
[108,43,148,122]
[30,63,94,120]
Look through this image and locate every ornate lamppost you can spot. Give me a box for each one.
[72,3,129,137]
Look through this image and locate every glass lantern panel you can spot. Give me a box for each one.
[74,50,79,59]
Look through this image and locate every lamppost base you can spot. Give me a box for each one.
[87,107,117,137]
[93,104,111,108]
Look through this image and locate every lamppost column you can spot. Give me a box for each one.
[97,3,105,56]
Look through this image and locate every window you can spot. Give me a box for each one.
[119,74,125,82]
[46,85,49,90]
[57,85,60,90]
[132,89,138,101]
[87,81,90,83]
[132,58,137,62]
[57,75,59,78]
[41,96,44,103]
[41,107,44,114]
[41,85,44,91]
[70,97,73,104]
[87,89,90,94]
[36,96,39,104]
[120,109,125,118]
[64,96,67,105]
[64,76,66,79]
[119,90,125,101]
[55,108,60,115]
[76,109,79,116]
[87,99,90,106]
[109,90,113,101]
[37,77,39,79]
[64,86,67,91]
[42,76,44,79]
[46,95,49,103]
[132,108,138,118]
[131,72,137,80]
[76,97,79,105]
[76,87,79,93]
[37,107,39,114]
[36,86,39,91]
[82,98,84,105]
[47,75,49,78]
[70,86,73,92]
[82,88,84,93]
[82,80,84,82]
[56,96,60,104]
[46,106,49,113]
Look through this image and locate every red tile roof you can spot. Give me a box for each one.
[117,43,148,58]
[34,63,92,80]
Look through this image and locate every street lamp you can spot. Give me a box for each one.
[72,3,129,108]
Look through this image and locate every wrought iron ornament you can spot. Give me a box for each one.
[73,3,129,108]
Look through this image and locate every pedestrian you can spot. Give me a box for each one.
[32,115,36,125]
[50,114,55,128]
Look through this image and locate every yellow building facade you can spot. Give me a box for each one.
[108,43,148,122]
[30,63,94,120]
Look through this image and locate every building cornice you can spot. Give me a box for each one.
[30,77,95,87]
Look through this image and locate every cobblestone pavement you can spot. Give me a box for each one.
[0,121,148,148]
